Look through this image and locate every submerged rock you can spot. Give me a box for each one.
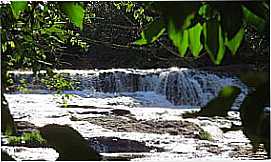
[110,109,131,116]
[88,137,163,153]
[84,116,202,138]
[38,124,101,161]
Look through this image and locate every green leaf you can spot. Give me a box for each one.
[243,2,268,20]
[158,2,200,30]
[220,4,243,39]
[242,5,265,32]
[168,20,188,56]
[188,23,202,57]
[203,19,225,65]
[11,1,27,19]
[225,27,244,55]
[198,4,212,19]
[134,19,165,45]
[61,2,85,30]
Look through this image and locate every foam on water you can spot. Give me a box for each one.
[8,68,248,108]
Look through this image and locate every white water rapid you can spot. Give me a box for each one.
[9,67,247,108]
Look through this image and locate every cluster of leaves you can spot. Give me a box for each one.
[16,79,31,93]
[7,131,46,145]
[1,1,88,91]
[135,2,268,65]
[41,73,74,93]
[113,2,154,26]
[41,73,75,106]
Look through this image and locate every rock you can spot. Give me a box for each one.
[1,94,16,135]
[110,109,131,116]
[59,105,110,109]
[86,116,202,138]
[240,81,270,157]
[1,150,15,161]
[88,137,163,153]
[15,121,37,133]
[76,111,109,115]
[38,124,101,161]
[198,86,241,117]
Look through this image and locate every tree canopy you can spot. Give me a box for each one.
[1,1,269,77]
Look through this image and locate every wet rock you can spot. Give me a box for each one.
[47,114,68,118]
[110,109,131,116]
[38,124,101,161]
[1,94,16,135]
[59,104,110,109]
[1,150,15,161]
[84,116,202,138]
[102,154,145,161]
[221,124,243,133]
[15,121,37,133]
[88,137,163,153]
[167,129,179,135]
[70,115,80,121]
[76,111,109,115]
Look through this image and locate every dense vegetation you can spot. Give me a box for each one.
[1,2,269,78]
[1,1,270,158]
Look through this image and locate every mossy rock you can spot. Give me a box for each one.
[38,124,101,161]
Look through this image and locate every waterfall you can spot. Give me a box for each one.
[8,67,248,107]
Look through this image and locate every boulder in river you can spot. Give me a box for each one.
[88,136,163,153]
[38,124,101,161]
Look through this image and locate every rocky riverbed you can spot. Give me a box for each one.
[2,93,269,160]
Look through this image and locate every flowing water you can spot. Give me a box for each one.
[9,67,248,108]
[3,68,268,161]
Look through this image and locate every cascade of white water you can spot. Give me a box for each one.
[8,68,248,107]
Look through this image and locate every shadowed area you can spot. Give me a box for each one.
[240,81,270,157]
[1,150,15,161]
[38,124,101,161]
[183,86,241,118]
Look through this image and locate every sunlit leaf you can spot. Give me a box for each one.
[11,1,27,19]
[198,4,212,19]
[242,5,265,32]
[134,19,165,45]
[8,41,15,48]
[219,86,241,98]
[61,2,85,30]
[203,19,225,65]
[168,20,188,56]
[225,28,244,55]
[188,23,202,57]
